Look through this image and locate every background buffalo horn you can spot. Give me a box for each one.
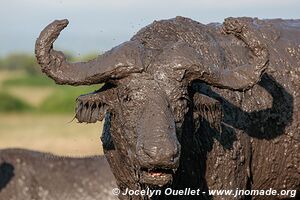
[35,19,144,85]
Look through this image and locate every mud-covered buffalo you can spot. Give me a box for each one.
[34,17,299,200]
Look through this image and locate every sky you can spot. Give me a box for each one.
[0,0,299,56]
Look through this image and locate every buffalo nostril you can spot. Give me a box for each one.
[171,150,179,162]
[170,156,175,162]
[137,142,180,169]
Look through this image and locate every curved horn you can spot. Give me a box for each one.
[187,17,269,91]
[35,19,144,85]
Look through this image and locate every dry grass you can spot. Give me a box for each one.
[0,71,105,156]
[8,86,54,106]
[0,70,23,86]
[0,113,104,156]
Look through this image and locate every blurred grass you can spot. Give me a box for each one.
[2,73,54,87]
[1,73,101,113]
[0,52,104,156]
[0,113,104,156]
[0,52,101,114]
[0,92,32,112]
[39,86,100,113]
[8,86,54,107]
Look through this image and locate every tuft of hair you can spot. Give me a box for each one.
[193,93,223,132]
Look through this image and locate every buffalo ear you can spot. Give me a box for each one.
[193,93,223,132]
[75,84,117,123]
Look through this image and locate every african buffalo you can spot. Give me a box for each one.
[35,17,299,199]
[0,148,117,200]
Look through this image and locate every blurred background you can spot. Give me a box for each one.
[0,0,299,156]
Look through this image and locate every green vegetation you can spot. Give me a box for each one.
[0,52,104,156]
[0,53,40,75]
[3,73,54,87]
[0,92,32,112]
[0,52,100,114]
[0,52,98,75]
[39,86,100,113]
